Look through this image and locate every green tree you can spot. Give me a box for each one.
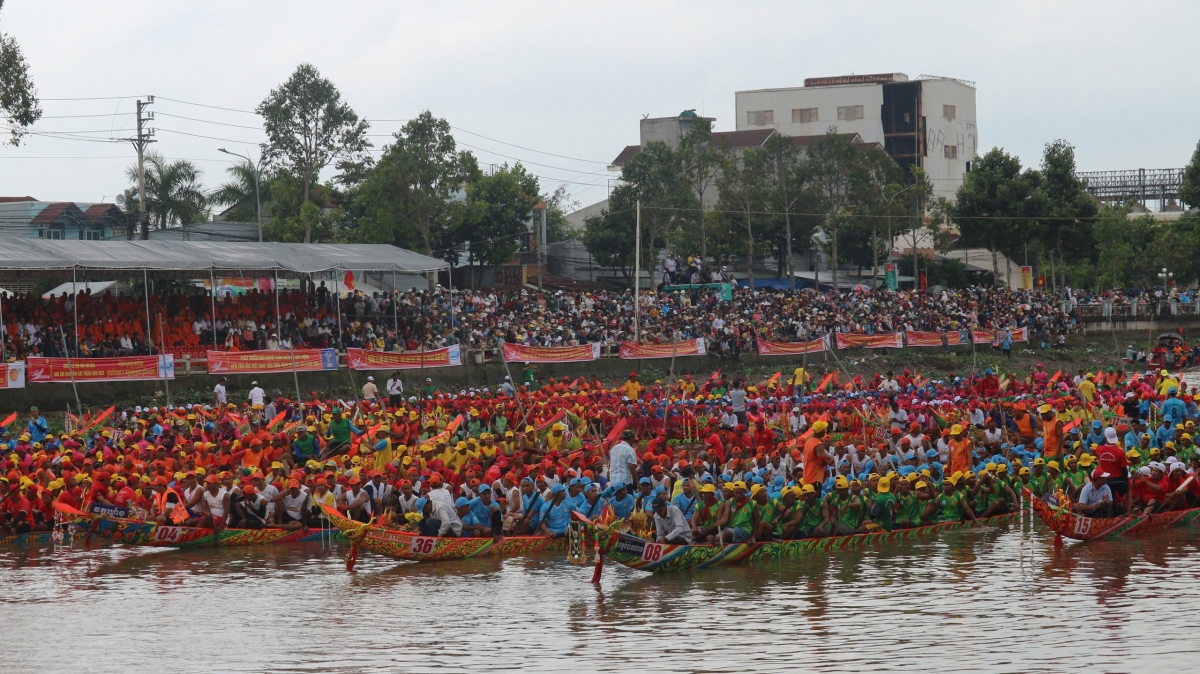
[460,164,540,284]
[676,117,721,262]
[1038,140,1098,289]
[612,141,693,284]
[0,1,40,146]
[582,186,637,278]
[357,111,475,256]
[257,63,370,241]
[125,150,207,230]
[807,128,861,290]
[716,147,769,285]
[211,160,268,223]
[760,132,819,287]
[542,184,579,243]
[1181,139,1200,209]
[951,147,1042,285]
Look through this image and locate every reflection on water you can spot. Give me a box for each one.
[3,520,1200,673]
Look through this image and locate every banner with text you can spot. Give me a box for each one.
[835,333,903,350]
[501,342,601,363]
[346,345,462,370]
[756,335,831,356]
[0,361,25,389]
[619,338,706,360]
[905,330,969,348]
[27,355,173,383]
[971,327,1029,345]
[207,349,338,374]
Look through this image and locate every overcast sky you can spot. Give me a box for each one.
[2,0,1197,208]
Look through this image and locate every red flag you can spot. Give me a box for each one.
[707,369,721,384]
[81,405,115,432]
[0,411,16,428]
[343,270,356,291]
[815,372,835,392]
[604,417,629,446]
[267,410,287,430]
[789,412,830,448]
[762,372,781,389]
[1049,370,1062,385]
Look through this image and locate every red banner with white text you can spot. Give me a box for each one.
[619,338,706,359]
[756,335,830,356]
[502,342,601,363]
[905,330,970,348]
[27,355,173,383]
[346,345,462,370]
[971,327,1029,344]
[835,333,903,350]
[206,349,338,374]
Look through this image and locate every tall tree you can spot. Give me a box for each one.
[716,147,768,286]
[125,150,207,230]
[211,160,268,224]
[459,164,540,285]
[1181,139,1200,210]
[357,111,474,256]
[807,129,861,291]
[257,63,370,241]
[676,118,721,263]
[1038,140,1097,289]
[951,147,1041,285]
[0,1,40,146]
[616,141,692,284]
[582,185,638,278]
[760,133,817,288]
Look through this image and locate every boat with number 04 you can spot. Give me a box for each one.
[53,503,346,547]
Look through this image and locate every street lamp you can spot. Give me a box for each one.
[217,148,262,243]
[875,183,917,287]
[1158,267,1174,286]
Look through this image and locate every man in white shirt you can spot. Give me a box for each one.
[416,496,462,537]
[247,381,265,408]
[879,371,900,397]
[386,372,404,407]
[213,377,228,407]
[426,475,454,509]
[607,431,639,488]
[1075,470,1114,517]
[361,376,379,401]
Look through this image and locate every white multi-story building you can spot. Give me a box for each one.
[735,73,977,200]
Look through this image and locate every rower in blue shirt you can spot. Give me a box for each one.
[672,479,699,520]
[1162,388,1187,426]
[1084,420,1106,449]
[537,483,576,537]
[467,484,502,536]
[608,483,635,519]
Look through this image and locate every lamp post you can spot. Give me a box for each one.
[218,148,262,243]
[878,183,917,287]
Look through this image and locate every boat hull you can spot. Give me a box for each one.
[1024,488,1200,541]
[55,503,346,548]
[604,513,1017,572]
[322,505,566,561]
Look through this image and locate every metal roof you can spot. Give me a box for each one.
[0,240,449,275]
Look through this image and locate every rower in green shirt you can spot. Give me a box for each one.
[928,477,975,523]
[870,476,897,531]
[894,478,923,528]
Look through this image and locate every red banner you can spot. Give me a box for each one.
[905,330,969,348]
[346,345,461,370]
[27,356,173,383]
[206,349,338,374]
[835,333,903,350]
[756,335,830,356]
[971,327,1029,344]
[619,338,706,359]
[502,342,600,363]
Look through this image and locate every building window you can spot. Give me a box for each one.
[943,104,956,120]
[747,110,773,126]
[38,227,64,240]
[82,227,105,241]
[837,105,864,121]
[944,145,958,159]
[792,108,818,123]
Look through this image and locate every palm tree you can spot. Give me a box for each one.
[125,150,207,238]
[211,160,266,224]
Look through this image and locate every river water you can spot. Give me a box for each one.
[3,517,1199,673]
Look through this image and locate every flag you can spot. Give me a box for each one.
[343,270,356,291]
[762,372,781,389]
[1049,370,1062,385]
[815,372,835,392]
[0,411,15,428]
[267,410,287,430]
[82,405,116,432]
[604,417,629,446]
[707,369,721,384]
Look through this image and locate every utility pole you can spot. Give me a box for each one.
[131,97,156,240]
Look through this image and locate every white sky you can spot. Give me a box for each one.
[2,0,1197,208]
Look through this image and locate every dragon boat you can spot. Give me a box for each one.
[0,531,59,546]
[54,503,346,548]
[587,512,1018,573]
[1024,488,1200,541]
[322,505,567,567]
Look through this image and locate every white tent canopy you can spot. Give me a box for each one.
[42,280,134,299]
[0,240,448,275]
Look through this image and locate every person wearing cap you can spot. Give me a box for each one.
[466,484,502,538]
[342,476,372,523]
[868,476,897,531]
[652,496,692,545]
[322,408,361,459]
[536,483,576,538]
[802,420,830,494]
[690,483,721,543]
[233,484,269,529]
[25,407,48,445]
[247,381,266,410]
[292,426,324,465]
[1075,468,1114,517]
[717,481,757,544]
[1039,403,1063,459]
[925,474,975,523]
[361,376,379,402]
[417,494,462,537]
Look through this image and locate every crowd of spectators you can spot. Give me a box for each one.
[0,280,1080,361]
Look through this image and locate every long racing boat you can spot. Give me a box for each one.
[1024,488,1200,541]
[54,503,346,548]
[590,512,1018,573]
[322,505,567,564]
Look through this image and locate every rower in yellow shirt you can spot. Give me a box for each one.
[622,372,643,401]
[1077,373,1097,403]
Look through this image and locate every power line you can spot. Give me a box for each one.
[155,112,263,130]
[40,113,133,119]
[41,96,144,101]
[451,125,607,164]
[157,128,262,145]
[155,96,258,115]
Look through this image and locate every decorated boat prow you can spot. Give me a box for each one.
[1023,488,1200,541]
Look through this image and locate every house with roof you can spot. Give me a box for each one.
[0,197,130,240]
